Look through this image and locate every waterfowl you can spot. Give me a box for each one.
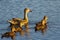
[35,24,47,33]
[35,16,48,33]
[1,31,16,40]
[8,20,23,32]
[10,24,22,32]
[36,16,48,26]
[41,16,48,25]
[8,8,32,29]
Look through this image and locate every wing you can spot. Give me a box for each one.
[12,18,22,21]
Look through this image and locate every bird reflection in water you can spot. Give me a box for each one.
[19,28,30,36]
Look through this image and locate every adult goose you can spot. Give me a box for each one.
[8,8,32,29]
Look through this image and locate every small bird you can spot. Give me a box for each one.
[35,24,47,33]
[8,19,23,34]
[35,16,48,33]
[10,24,23,32]
[1,31,16,40]
[36,16,48,26]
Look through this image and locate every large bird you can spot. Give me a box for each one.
[8,8,32,29]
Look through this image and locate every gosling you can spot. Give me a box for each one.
[8,19,23,32]
[1,31,16,40]
[35,24,47,33]
[36,16,48,26]
[11,25,23,33]
[35,16,48,33]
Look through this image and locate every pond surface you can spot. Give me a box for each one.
[0,0,60,40]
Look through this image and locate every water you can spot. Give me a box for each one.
[0,0,60,40]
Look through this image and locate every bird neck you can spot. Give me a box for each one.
[24,13,28,22]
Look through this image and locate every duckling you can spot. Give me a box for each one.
[36,16,48,26]
[8,18,23,34]
[35,16,48,33]
[35,24,47,33]
[41,16,48,25]
[8,8,32,29]
[11,25,23,33]
[11,25,25,36]
[1,31,16,40]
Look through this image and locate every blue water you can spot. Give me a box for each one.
[0,0,60,40]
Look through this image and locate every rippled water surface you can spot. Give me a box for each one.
[0,0,60,40]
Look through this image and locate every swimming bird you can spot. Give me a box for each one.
[35,24,47,33]
[8,18,25,36]
[10,24,23,32]
[8,19,23,32]
[35,16,48,33]
[36,16,48,26]
[8,8,32,29]
[1,31,16,40]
